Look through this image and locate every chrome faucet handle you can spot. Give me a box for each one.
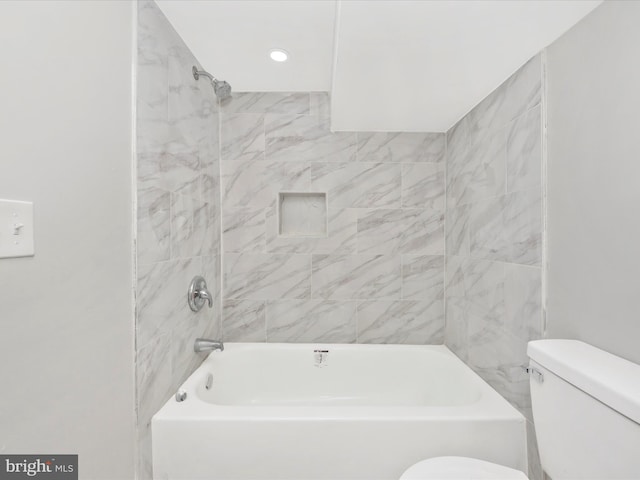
[198,289,213,308]
[188,276,213,312]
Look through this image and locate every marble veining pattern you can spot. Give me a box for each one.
[356,132,445,163]
[311,254,401,300]
[265,114,357,163]
[402,255,445,301]
[444,53,543,480]
[220,92,447,349]
[222,300,266,342]
[223,207,266,253]
[401,163,445,210]
[357,209,444,255]
[222,157,311,208]
[310,162,401,208]
[135,2,222,478]
[266,300,357,343]
[224,254,311,300]
[266,206,357,254]
[357,300,444,344]
[221,113,265,163]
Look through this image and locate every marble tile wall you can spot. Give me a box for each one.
[136,1,221,478]
[444,54,544,480]
[220,93,446,346]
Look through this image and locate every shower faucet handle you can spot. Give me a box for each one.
[188,276,213,312]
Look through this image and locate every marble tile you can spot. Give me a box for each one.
[224,253,311,300]
[136,58,168,127]
[444,296,469,362]
[201,254,222,340]
[507,105,542,193]
[467,54,541,134]
[401,255,444,300]
[467,321,531,418]
[444,257,506,353]
[223,207,266,253]
[136,332,173,430]
[198,118,220,169]
[265,114,356,163]
[138,145,200,196]
[469,187,542,265]
[137,187,171,265]
[221,157,311,208]
[311,254,401,300]
[357,209,444,255]
[222,300,266,342]
[222,92,310,115]
[172,184,215,259]
[458,258,506,323]
[266,206,357,254]
[167,57,217,152]
[170,309,210,386]
[504,264,543,344]
[447,258,531,416]
[401,163,445,210]
[200,168,221,254]
[357,299,444,344]
[221,113,264,162]
[356,132,445,163]
[136,1,223,477]
[309,92,330,117]
[445,203,470,257]
[446,125,507,208]
[136,258,201,348]
[310,162,401,208]
[266,300,357,343]
[442,54,542,473]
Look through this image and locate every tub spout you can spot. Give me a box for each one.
[194,338,224,353]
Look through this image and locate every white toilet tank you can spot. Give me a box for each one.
[528,340,640,479]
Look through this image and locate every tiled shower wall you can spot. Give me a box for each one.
[220,93,446,344]
[444,54,544,479]
[135,1,222,478]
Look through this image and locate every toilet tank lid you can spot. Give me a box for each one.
[528,340,640,425]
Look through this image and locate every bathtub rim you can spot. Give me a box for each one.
[153,343,526,423]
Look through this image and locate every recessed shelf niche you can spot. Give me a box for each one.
[278,192,327,237]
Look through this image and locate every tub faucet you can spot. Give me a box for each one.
[194,338,224,353]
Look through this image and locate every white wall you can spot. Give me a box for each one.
[546,0,640,364]
[0,2,136,478]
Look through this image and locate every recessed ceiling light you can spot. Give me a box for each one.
[269,49,289,63]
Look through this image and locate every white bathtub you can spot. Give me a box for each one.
[152,343,527,480]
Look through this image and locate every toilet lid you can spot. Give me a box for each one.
[399,456,528,480]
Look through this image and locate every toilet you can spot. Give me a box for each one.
[399,339,640,479]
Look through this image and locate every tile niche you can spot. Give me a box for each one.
[278,192,328,237]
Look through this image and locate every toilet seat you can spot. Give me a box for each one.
[399,456,528,480]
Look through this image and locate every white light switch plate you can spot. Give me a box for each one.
[0,199,34,259]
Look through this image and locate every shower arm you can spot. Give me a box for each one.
[192,66,217,83]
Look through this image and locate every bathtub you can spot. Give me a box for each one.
[152,343,527,480]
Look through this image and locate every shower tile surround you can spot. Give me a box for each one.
[136,1,222,478]
[444,54,544,479]
[135,3,542,475]
[220,94,446,345]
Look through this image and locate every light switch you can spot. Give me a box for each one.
[0,199,34,259]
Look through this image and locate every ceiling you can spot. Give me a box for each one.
[157,0,602,132]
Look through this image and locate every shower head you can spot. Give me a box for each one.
[192,66,232,100]
[213,79,232,100]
